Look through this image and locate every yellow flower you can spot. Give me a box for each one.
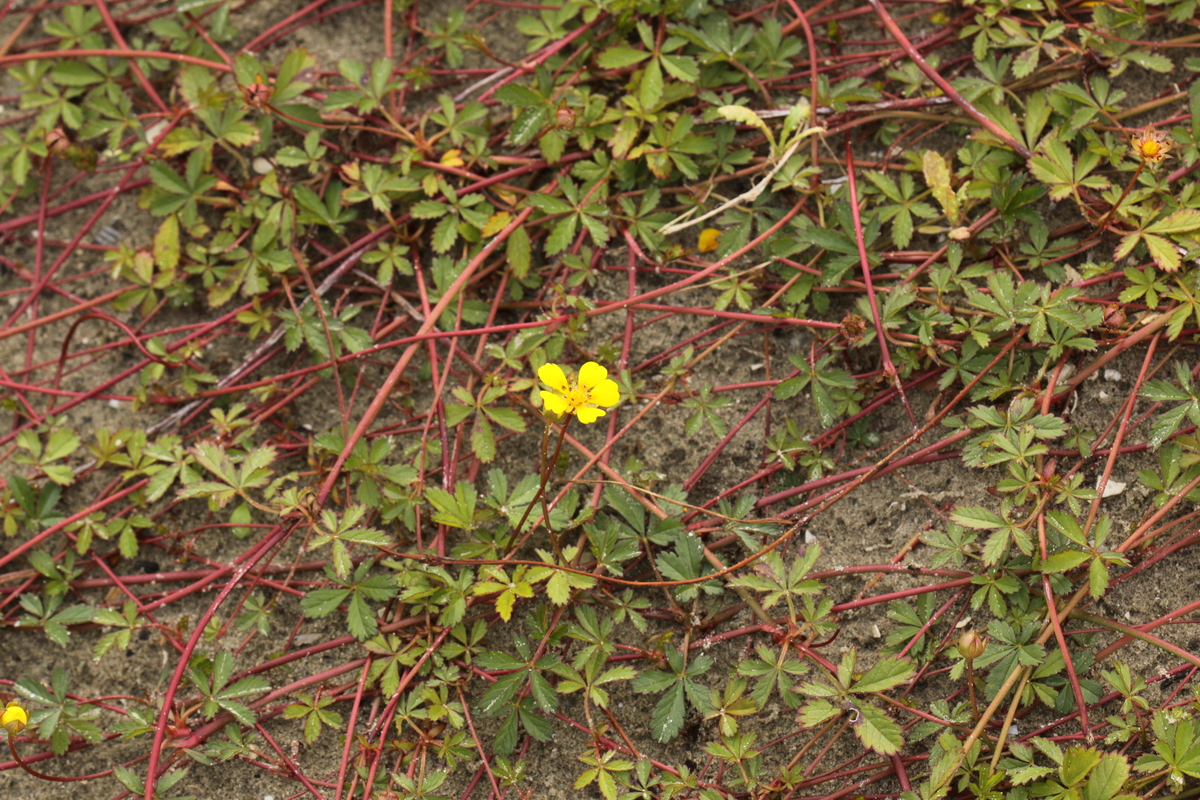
[2,701,28,734]
[1130,128,1172,164]
[698,228,721,253]
[538,361,619,424]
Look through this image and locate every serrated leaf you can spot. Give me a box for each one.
[506,224,531,279]
[855,704,904,755]
[494,84,545,107]
[300,587,349,619]
[950,506,1007,529]
[638,58,663,112]
[1041,550,1091,573]
[1143,233,1181,273]
[1146,209,1200,234]
[1113,231,1141,263]
[1088,559,1110,599]
[596,46,651,69]
[545,215,577,255]
[923,150,958,223]
[1061,746,1102,787]
[799,698,840,727]
[852,656,915,693]
[717,105,772,147]
[509,106,550,146]
[410,200,448,219]
[648,682,686,742]
[217,700,256,726]
[154,215,180,271]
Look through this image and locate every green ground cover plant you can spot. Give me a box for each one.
[1,0,1200,798]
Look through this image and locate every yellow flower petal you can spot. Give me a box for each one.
[578,361,608,390]
[587,378,620,408]
[540,390,568,416]
[538,363,569,393]
[698,228,721,253]
[575,406,606,424]
[2,701,28,734]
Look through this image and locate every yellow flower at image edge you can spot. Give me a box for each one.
[2,701,28,734]
[538,362,619,424]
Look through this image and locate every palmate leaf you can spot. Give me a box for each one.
[728,544,824,608]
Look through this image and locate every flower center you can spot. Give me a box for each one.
[565,386,590,409]
[1143,140,1160,156]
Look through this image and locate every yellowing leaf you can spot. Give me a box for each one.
[1113,232,1141,263]
[922,150,959,224]
[1144,233,1181,272]
[494,591,515,621]
[153,215,180,272]
[482,211,512,237]
[440,148,464,168]
[717,105,774,149]
[1145,208,1200,235]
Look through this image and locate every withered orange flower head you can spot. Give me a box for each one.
[1130,127,1173,164]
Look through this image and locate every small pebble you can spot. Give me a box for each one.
[1010,725,1020,737]
[1104,369,1122,382]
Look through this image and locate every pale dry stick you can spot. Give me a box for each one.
[452,66,513,102]
[145,246,369,437]
[659,134,812,236]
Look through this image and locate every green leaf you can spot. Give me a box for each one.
[50,61,103,86]
[851,656,915,693]
[507,224,531,279]
[950,506,1007,529]
[509,106,550,146]
[1083,752,1130,800]
[596,46,651,69]
[855,704,904,755]
[494,84,546,107]
[647,681,686,742]
[300,587,349,619]
[526,193,572,215]
[410,200,448,219]
[1061,746,1102,787]
[1041,550,1091,573]
[799,698,840,727]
